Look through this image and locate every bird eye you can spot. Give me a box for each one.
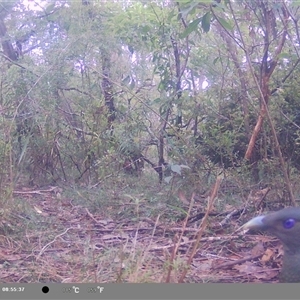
[283,218,295,229]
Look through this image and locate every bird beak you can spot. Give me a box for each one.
[241,215,267,232]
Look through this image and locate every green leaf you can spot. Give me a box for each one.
[171,164,181,175]
[278,52,290,59]
[164,176,173,184]
[181,18,202,38]
[218,17,233,30]
[45,3,56,13]
[129,79,135,90]
[201,12,211,33]
[152,97,161,104]
[180,3,198,18]
[213,57,220,65]
[141,25,150,33]
[180,165,190,169]
[122,75,130,85]
[212,1,227,9]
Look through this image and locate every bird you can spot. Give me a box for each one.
[242,207,300,283]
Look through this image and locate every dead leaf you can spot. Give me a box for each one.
[34,206,43,214]
[234,261,258,274]
[234,260,278,281]
[178,190,190,205]
[261,248,273,263]
[196,260,212,272]
[251,242,264,256]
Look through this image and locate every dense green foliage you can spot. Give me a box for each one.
[0,0,300,193]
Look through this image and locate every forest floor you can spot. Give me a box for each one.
[0,172,289,283]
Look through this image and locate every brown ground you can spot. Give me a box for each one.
[0,185,283,283]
